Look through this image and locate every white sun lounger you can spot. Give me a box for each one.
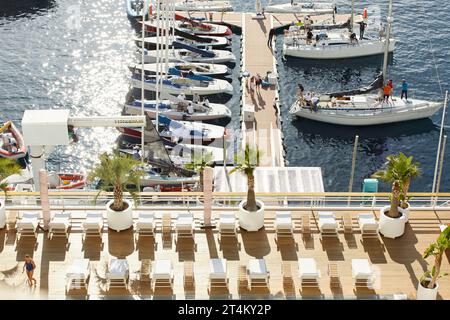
[16,211,40,240]
[49,212,72,240]
[358,213,379,239]
[275,211,293,239]
[151,260,174,290]
[209,258,228,291]
[298,258,321,287]
[352,259,375,288]
[176,213,194,239]
[65,259,90,291]
[218,212,236,237]
[247,259,270,289]
[82,212,103,240]
[318,211,339,237]
[135,212,155,239]
[106,258,129,289]
[161,212,172,234]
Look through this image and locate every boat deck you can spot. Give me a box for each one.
[1,209,449,299]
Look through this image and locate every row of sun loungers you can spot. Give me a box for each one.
[64,257,377,293]
[13,211,380,240]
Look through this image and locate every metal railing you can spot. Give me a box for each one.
[4,191,450,212]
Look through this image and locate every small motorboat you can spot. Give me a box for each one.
[124,99,232,121]
[130,74,234,96]
[265,1,336,14]
[136,46,236,64]
[173,0,233,12]
[134,35,230,50]
[142,19,232,37]
[0,121,27,160]
[130,62,230,77]
[126,0,148,18]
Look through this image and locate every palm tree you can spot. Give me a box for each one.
[184,151,213,191]
[89,151,144,211]
[421,227,450,289]
[372,152,421,217]
[0,158,22,196]
[229,144,261,212]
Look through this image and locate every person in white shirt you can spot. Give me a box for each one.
[187,103,194,114]
[193,93,200,104]
[203,98,210,108]
[177,93,186,101]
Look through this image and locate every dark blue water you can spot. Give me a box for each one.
[0,0,448,192]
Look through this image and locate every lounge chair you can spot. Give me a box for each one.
[218,212,236,237]
[16,211,40,240]
[175,213,194,239]
[161,212,172,234]
[282,261,294,288]
[135,212,155,240]
[184,261,195,290]
[247,259,270,290]
[274,211,293,239]
[301,214,311,235]
[82,212,103,240]
[106,258,129,289]
[65,259,90,292]
[358,213,379,239]
[342,213,353,234]
[48,212,72,240]
[352,259,375,288]
[140,259,152,282]
[209,258,228,291]
[318,211,338,237]
[328,262,341,288]
[151,260,174,290]
[298,258,320,287]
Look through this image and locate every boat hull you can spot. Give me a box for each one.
[130,62,230,77]
[284,39,396,60]
[290,97,442,126]
[130,78,233,96]
[265,3,335,14]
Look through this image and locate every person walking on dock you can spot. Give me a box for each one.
[255,74,262,95]
[23,254,37,286]
[250,76,256,95]
[401,79,409,101]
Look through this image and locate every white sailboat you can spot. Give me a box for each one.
[134,35,230,49]
[130,62,230,77]
[289,0,443,126]
[124,99,232,121]
[137,47,236,64]
[265,1,336,14]
[283,0,395,60]
[173,0,233,12]
[131,74,233,95]
[142,19,232,37]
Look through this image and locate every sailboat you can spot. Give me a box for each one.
[141,19,232,37]
[130,61,230,77]
[289,1,442,126]
[265,1,336,14]
[137,46,236,64]
[283,0,396,59]
[173,0,233,12]
[134,35,230,50]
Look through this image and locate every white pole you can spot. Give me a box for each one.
[348,135,359,193]
[155,1,160,129]
[350,0,354,32]
[382,0,393,83]
[432,90,448,194]
[436,135,447,195]
[141,0,147,162]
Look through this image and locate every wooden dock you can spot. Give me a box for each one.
[1,209,449,299]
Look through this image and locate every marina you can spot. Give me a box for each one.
[0,0,449,305]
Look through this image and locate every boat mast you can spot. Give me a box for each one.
[140,0,147,162]
[155,0,161,128]
[350,0,354,32]
[382,0,393,83]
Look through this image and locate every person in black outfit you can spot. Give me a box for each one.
[306,29,313,44]
[359,22,367,40]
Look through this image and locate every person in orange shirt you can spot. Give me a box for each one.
[383,83,391,102]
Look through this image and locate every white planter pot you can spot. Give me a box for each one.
[106,199,133,232]
[379,206,407,239]
[238,199,265,232]
[417,281,439,300]
[0,200,5,229]
[402,202,410,222]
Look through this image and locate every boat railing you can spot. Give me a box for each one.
[4,191,450,212]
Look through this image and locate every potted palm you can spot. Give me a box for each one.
[184,151,213,191]
[229,144,264,231]
[417,227,450,300]
[0,158,22,229]
[372,153,421,238]
[89,151,144,232]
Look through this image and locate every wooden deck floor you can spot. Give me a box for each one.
[1,210,449,299]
